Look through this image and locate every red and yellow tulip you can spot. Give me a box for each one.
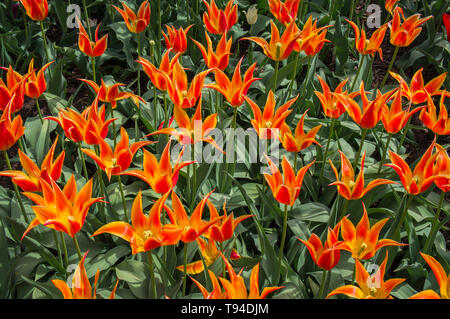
[0,66,26,113]
[77,18,108,57]
[0,98,25,151]
[420,92,450,135]
[347,20,387,61]
[23,58,54,99]
[389,7,432,47]
[113,1,151,34]
[294,16,331,56]
[268,0,301,26]
[410,253,449,299]
[192,31,232,71]
[329,151,396,200]
[385,0,400,14]
[176,237,220,274]
[18,0,48,21]
[433,144,450,192]
[137,50,181,92]
[202,0,238,35]
[314,75,349,119]
[163,25,193,54]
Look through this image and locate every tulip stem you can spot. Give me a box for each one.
[379,46,399,91]
[319,118,336,180]
[423,191,445,254]
[377,132,392,174]
[136,32,142,97]
[35,99,44,123]
[277,204,289,282]
[300,56,313,114]
[109,103,117,147]
[22,9,30,42]
[354,128,367,168]
[272,60,279,92]
[287,51,300,102]
[163,94,168,129]
[157,0,162,58]
[182,243,188,296]
[3,151,29,223]
[249,25,254,65]
[219,241,226,277]
[59,231,69,269]
[397,116,411,153]
[350,54,366,92]
[39,21,50,63]
[73,236,83,261]
[82,0,92,38]
[91,57,96,83]
[317,269,327,299]
[147,251,157,299]
[77,142,89,181]
[94,145,107,222]
[117,176,128,222]
[338,198,349,224]
[51,229,63,268]
[390,194,414,241]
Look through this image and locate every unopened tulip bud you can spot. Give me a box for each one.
[246,6,258,25]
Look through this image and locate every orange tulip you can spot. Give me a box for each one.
[80,78,143,110]
[0,137,64,192]
[264,155,315,206]
[163,25,193,54]
[122,141,193,194]
[164,60,212,109]
[113,1,151,34]
[329,151,396,200]
[346,20,387,61]
[137,50,181,92]
[385,0,400,14]
[0,98,25,151]
[92,191,182,254]
[192,31,232,71]
[176,237,220,274]
[19,0,48,21]
[205,200,253,243]
[279,109,322,153]
[385,140,446,195]
[0,65,26,113]
[164,191,221,243]
[433,144,450,192]
[46,97,115,145]
[77,18,108,57]
[389,7,432,47]
[23,58,54,99]
[293,16,331,56]
[204,56,260,107]
[202,0,238,35]
[147,98,223,152]
[336,202,405,260]
[326,252,405,299]
[381,87,425,134]
[52,252,119,299]
[82,127,153,181]
[245,90,296,139]
[190,268,227,299]
[241,20,301,61]
[314,75,349,119]
[268,0,301,25]
[298,223,342,270]
[22,175,102,238]
[409,253,449,299]
[389,68,448,105]
[420,92,450,135]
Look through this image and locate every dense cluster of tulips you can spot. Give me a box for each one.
[0,0,449,300]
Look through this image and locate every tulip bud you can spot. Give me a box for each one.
[245,6,258,25]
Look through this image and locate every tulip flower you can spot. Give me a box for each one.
[176,237,219,274]
[389,7,432,47]
[410,253,449,299]
[164,61,212,109]
[293,16,331,56]
[22,58,54,99]
[0,65,26,113]
[381,88,425,134]
[385,140,447,195]
[163,25,193,54]
[80,78,143,110]
[389,68,448,105]
[137,50,181,92]
[242,20,300,61]
[147,98,223,153]
[244,90,296,139]
[444,13,450,42]
[298,223,342,270]
[82,127,153,181]
[433,144,450,192]
[264,155,315,206]
[346,20,387,61]
[202,0,238,35]
[204,56,260,107]
[268,0,300,26]
[205,200,253,243]
[18,0,48,21]
[0,98,25,151]
[385,0,400,14]
[192,31,232,71]
[314,75,349,119]
[336,202,405,260]
[52,252,118,299]
[164,191,221,243]
[326,252,405,299]
[190,268,227,299]
[0,137,64,192]
[329,151,396,200]
[420,92,450,135]
[22,175,102,238]
[113,1,151,34]
[77,18,108,57]
[244,5,258,25]
[122,141,194,194]
[279,109,322,153]
[92,191,182,254]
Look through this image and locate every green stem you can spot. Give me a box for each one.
[59,231,69,269]
[91,57,96,83]
[77,142,89,181]
[379,46,399,91]
[117,176,128,222]
[351,261,356,285]
[378,133,392,174]
[182,243,188,296]
[219,242,225,278]
[398,116,411,153]
[423,191,445,254]
[147,251,157,299]
[350,54,366,92]
[94,145,107,222]
[317,269,327,299]
[52,230,63,268]
[272,60,279,92]
[354,128,367,168]
[391,194,414,241]
[287,51,300,101]
[248,25,254,65]
[35,99,43,123]
[109,103,117,147]
[136,33,141,97]
[300,56,313,114]
[3,151,29,223]
[319,118,336,179]
[82,0,92,38]
[22,9,30,42]
[277,204,289,281]
[73,236,83,261]
[337,198,349,225]
[40,21,50,63]
[157,0,161,58]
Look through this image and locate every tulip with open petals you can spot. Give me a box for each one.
[176,237,220,275]
[293,16,331,56]
[163,25,193,54]
[329,151,396,200]
[22,59,54,99]
[410,253,450,299]
[77,18,108,57]
[433,144,450,192]
[268,0,301,26]
[19,0,48,21]
[137,50,181,92]
[327,252,405,299]
[202,0,238,35]
[420,92,450,135]
[113,1,151,34]
[314,75,349,119]
[389,7,432,47]
[0,66,26,113]
[385,0,400,14]
[0,99,25,151]
[347,20,387,61]
[52,252,119,299]
[192,31,232,71]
